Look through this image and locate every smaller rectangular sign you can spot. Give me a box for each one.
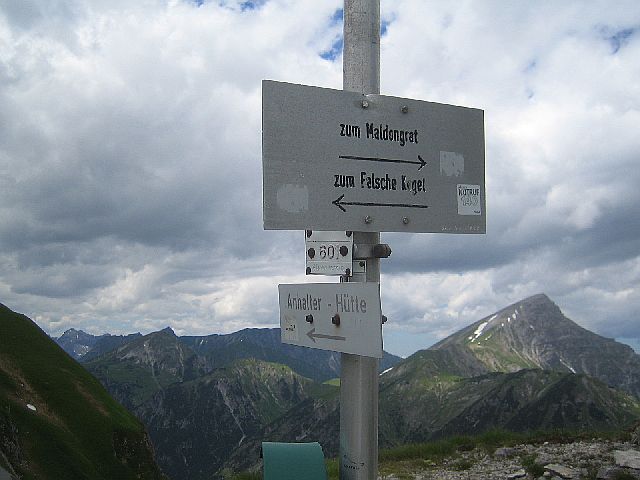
[305,230,353,276]
[278,282,382,358]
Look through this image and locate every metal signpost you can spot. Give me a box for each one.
[339,4,381,479]
[262,1,485,479]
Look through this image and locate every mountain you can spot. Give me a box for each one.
[55,328,101,359]
[83,332,144,361]
[84,327,209,410]
[58,327,401,382]
[225,364,640,472]
[55,329,142,361]
[180,328,401,382]
[431,293,640,398]
[223,394,340,473]
[377,294,640,445]
[221,366,640,473]
[219,294,640,472]
[0,303,166,480]
[378,366,640,447]
[84,328,339,479]
[52,293,640,478]
[134,359,335,480]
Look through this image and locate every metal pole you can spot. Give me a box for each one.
[341,2,380,480]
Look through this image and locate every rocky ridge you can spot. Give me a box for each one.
[60,327,401,383]
[380,436,640,480]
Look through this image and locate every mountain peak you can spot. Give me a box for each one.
[60,327,88,337]
[524,292,551,302]
[159,326,176,336]
[141,326,177,342]
[518,292,559,310]
[432,293,566,352]
[429,294,640,398]
[55,328,99,359]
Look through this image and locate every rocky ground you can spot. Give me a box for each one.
[379,439,640,480]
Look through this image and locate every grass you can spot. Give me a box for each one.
[520,453,545,477]
[223,471,261,480]
[613,473,638,480]
[451,458,473,471]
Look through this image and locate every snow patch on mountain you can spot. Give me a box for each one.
[470,321,489,343]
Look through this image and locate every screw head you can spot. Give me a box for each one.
[307,247,315,259]
[306,229,312,238]
[305,314,314,324]
[306,266,311,275]
[345,231,352,237]
[402,216,410,224]
[364,215,372,224]
[345,268,351,276]
[331,314,341,326]
[361,99,369,108]
[401,105,408,113]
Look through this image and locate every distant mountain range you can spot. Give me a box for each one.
[63,326,394,479]
[57,326,401,383]
[28,293,640,478]
[56,328,142,362]
[0,303,166,480]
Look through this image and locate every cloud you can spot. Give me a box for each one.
[0,0,639,358]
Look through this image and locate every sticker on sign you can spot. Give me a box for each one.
[263,80,485,234]
[278,282,382,358]
[456,184,482,215]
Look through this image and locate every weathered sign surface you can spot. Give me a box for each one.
[278,282,382,358]
[263,80,485,234]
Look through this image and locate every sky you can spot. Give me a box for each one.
[0,0,639,358]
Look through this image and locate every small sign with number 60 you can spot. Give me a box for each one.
[305,230,353,276]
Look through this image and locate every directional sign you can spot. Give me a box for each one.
[278,282,382,358]
[262,80,485,234]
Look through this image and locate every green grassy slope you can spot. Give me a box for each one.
[0,303,166,480]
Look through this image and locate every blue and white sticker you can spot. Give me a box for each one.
[457,184,481,215]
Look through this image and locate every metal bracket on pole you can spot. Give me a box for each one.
[353,243,391,260]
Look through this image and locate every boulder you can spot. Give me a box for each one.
[614,449,640,470]
[507,469,526,479]
[544,464,576,479]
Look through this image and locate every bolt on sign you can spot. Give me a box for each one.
[262,80,485,234]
